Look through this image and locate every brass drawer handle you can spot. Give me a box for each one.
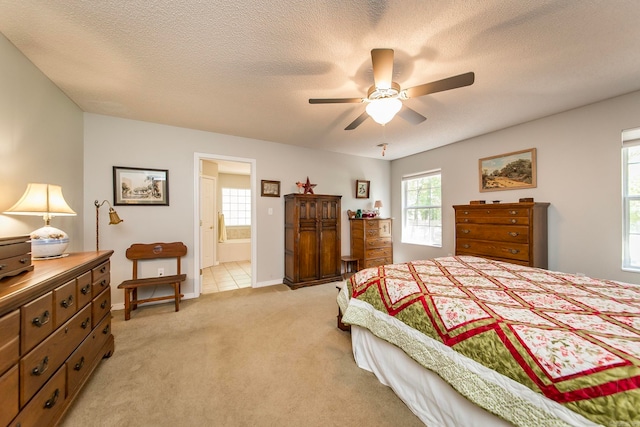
[0,264,6,270]
[102,324,110,335]
[463,211,469,215]
[74,356,85,371]
[509,210,518,215]
[20,257,30,264]
[463,218,469,223]
[508,249,520,254]
[510,219,517,224]
[61,295,74,308]
[32,310,51,327]
[44,389,60,409]
[81,317,90,329]
[508,232,519,237]
[462,244,470,249]
[99,279,107,287]
[81,284,91,295]
[461,229,470,234]
[100,265,107,274]
[32,356,49,376]
[101,300,108,309]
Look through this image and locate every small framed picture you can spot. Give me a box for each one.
[355,180,370,199]
[113,166,169,205]
[261,180,280,197]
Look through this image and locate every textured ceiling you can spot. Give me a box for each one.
[1,1,640,160]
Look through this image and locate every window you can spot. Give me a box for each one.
[402,171,442,246]
[623,128,640,270]
[222,188,251,226]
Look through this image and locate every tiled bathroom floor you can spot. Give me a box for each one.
[202,261,252,293]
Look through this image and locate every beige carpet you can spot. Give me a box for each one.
[59,282,424,427]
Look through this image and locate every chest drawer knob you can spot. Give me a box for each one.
[101,299,108,309]
[102,324,111,335]
[0,264,6,270]
[74,356,85,371]
[461,229,470,234]
[463,211,469,215]
[510,219,517,224]
[44,389,60,409]
[81,317,90,329]
[509,249,520,254]
[32,356,49,376]
[508,232,519,237]
[81,284,91,295]
[462,244,470,249]
[509,210,518,215]
[32,310,51,327]
[60,295,74,308]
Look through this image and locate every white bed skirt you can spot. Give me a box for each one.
[351,325,514,427]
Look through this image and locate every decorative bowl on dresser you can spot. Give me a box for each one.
[0,251,114,427]
[453,202,549,268]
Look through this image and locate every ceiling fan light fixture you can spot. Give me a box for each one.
[366,97,402,125]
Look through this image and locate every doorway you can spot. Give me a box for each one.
[194,153,256,296]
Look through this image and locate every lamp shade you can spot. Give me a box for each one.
[4,183,76,259]
[5,183,76,218]
[374,200,383,208]
[365,98,402,125]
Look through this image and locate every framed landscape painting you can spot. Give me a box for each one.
[479,148,537,192]
[113,166,169,205]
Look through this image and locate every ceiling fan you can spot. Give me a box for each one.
[309,49,475,130]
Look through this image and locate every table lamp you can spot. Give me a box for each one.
[4,183,77,259]
[374,200,383,216]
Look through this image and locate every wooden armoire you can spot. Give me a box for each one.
[284,194,342,289]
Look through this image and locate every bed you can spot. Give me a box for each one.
[337,256,640,427]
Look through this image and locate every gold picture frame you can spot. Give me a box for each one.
[261,180,280,197]
[356,180,370,199]
[479,148,537,192]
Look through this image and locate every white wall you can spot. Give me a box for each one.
[391,90,640,285]
[83,114,391,307]
[0,34,84,247]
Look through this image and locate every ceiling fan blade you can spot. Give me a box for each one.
[404,72,475,99]
[345,111,369,130]
[309,98,363,104]
[371,48,394,89]
[397,104,427,125]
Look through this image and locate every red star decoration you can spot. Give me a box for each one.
[302,176,317,194]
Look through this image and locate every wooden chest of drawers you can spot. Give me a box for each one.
[0,251,114,427]
[350,218,393,270]
[453,202,549,268]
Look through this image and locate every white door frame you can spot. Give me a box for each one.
[193,152,257,296]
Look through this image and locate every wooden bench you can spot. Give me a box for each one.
[118,242,187,320]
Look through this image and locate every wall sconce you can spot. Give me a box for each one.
[4,183,77,259]
[374,200,383,216]
[95,200,123,251]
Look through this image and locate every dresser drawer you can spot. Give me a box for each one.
[0,252,33,279]
[66,313,109,396]
[456,238,530,263]
[11,365,67,427]
[0,310,20,375]
[76,271,93,309]
[54,279,77,328]
[455,224,529,243]
[92,288,111,328]
[363,257,391,269]
[92,261,111,298]
[20,304,92,406]
[21,292,54,354]
[365,246,392,260]
[365,237,391,248]
[0,365,19,426]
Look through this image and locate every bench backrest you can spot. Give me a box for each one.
[125,242,187,279]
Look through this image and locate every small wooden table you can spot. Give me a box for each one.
[341,256,360,280]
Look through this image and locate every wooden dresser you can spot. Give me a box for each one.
[0,251,114,427]
[350,218,393,270]
[453,202,549,268]
[284,194,342,289]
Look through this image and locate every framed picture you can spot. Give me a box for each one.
[261,180,280,197]
[113,166,169,205]
[479,148,537,192]
[356,180,370,199]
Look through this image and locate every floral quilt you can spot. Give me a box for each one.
[339,256,640,427]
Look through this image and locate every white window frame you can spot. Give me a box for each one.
[622,127,640,271]
[401,170,442,247]
[221,187,251,226]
